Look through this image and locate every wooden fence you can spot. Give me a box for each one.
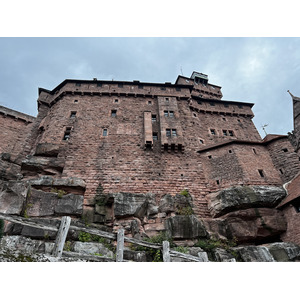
[0,213,216,262]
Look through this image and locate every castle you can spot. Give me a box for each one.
[1,71,300,251]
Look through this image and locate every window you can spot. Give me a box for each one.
[70,111,77,119]
[161,87,166,91]
[152,114,157,122]
[75,83,81,87]
[193,113,197,117]
[172,129,177,137]
[216,180,220,185]
[63,127,72,141]
[111,110,117,117]
[223,117,226,121]
[279,169,284,174]
[208,155,212,159]
[258,169,265,178]
[138,85,144,89]
[165,97,169,101]
[74,99,78,103]
[118,83,123,88]
[210,129,216,135]
[97,83,102,87]
[228,130,234,136]
[282,148,288,152]
[224,103,229,108]
[223,130,228,136]
[238,104,243,109]
[153,132,158,140]
[228,150,232,153]
[169,111,174,118]
[166,129,171,137]
[199,139,204,144]
[164,111,169,117]
[210,102,215,106]
[253,148,257,154]
[103,129,108,136]
[114,99,119,103]
[148,101,152,105]
[176,87,181,91]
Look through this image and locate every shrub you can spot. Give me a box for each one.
[179,189,190,197]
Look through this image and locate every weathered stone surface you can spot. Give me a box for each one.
[113,192,155,219]
[165,215,207,239]
[73,241,114,258]
[26,188,83,217]
[28,176,86,189]
[0,158,22,180]
[213,248,236,262]
[208,185,286,218]
[21,156,65,175]
[55,194,83,215]
[224,208,286,243]
[159,194,193,214]
[266,242,300,261]
[202,218,229,240]
[0,180,29,214]
[34,143,61,157]
[123,249,148,262]
[234,245,275,262]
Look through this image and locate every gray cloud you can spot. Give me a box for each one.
[0,37,299,137]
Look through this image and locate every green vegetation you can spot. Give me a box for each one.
[63,241,72,252]
[173,245,188,254]
[176,205,194,215]
[78,231,115,252]
[179,189,190,197]
[51,188,67,198]
[0,219,4,241]
[131,231,173,262]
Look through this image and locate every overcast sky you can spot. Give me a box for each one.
[1,37,299,138]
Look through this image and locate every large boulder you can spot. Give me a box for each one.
[208,185,286,218]
[224,208,287,243]
[234,245,275,262]
[165,215,207,239]
[34,143,61,157]
[0,180,29,214]
[73,241,114,258]
[27,188,83,217]
[28,176,86,190]
[265,242,300,261]
[113,192,155,219]
[159,193,193,214]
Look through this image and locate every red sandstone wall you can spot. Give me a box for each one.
[281,205,300,245]
[0,112,34,157]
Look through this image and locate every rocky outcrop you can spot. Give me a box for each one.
[34,143,61,157]
[234,245,275,262]
[208,185,286,218]
[265,242,300,261]
[0,181,29,214]
[73,241,114,258]
[165,215,207,239]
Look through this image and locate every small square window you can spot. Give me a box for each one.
[118,83,123,88]
[148,101,152,105]
[111,110,117,117]
[208,155,212,159]
[161,87,166,91]
[223,117,226,121]
[138,85,144,89]
[164,111,169,117]
[224,103,229,108]
[153,132,158,140]
[228,149,232,153]
[223,130,228,136]
[258,169,265,178]
[165,97,169,101]
[199,139,204,144]
[103,129,108,136]
[114,99,119,103]
[253,148,257,154]
[75,83,81,87]
[172,129,177,137]
[282,148,288,152]
[74,99,78,103]
[97,83,102,87]
[169,111,174,118]
[176,87,181,91]
[152,115,157,122]
[210,102,215,106]
[210,129,216,135]
[228,130,234,136]
[166,129,171,137]
[63,127,72,141]
[70,111,77,118]
[238,104,243,109]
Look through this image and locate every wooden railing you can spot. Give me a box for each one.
[0,213,216,262]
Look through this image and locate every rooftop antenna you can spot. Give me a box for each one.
[262,124,268,136]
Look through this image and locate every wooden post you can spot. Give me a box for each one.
[116,228,125,262]
[163,241,171,262]
[52,216,71,258]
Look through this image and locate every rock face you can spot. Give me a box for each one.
[158,194,193,214]
[27,188,83,217]
[234,245,275,262]
[0,181,29,214]
[34,143,61,157]
[265,242,300,261]
[208,185,286,218]
[113,192,156,219]
[73,241,114,258]
[165,215,207,239]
